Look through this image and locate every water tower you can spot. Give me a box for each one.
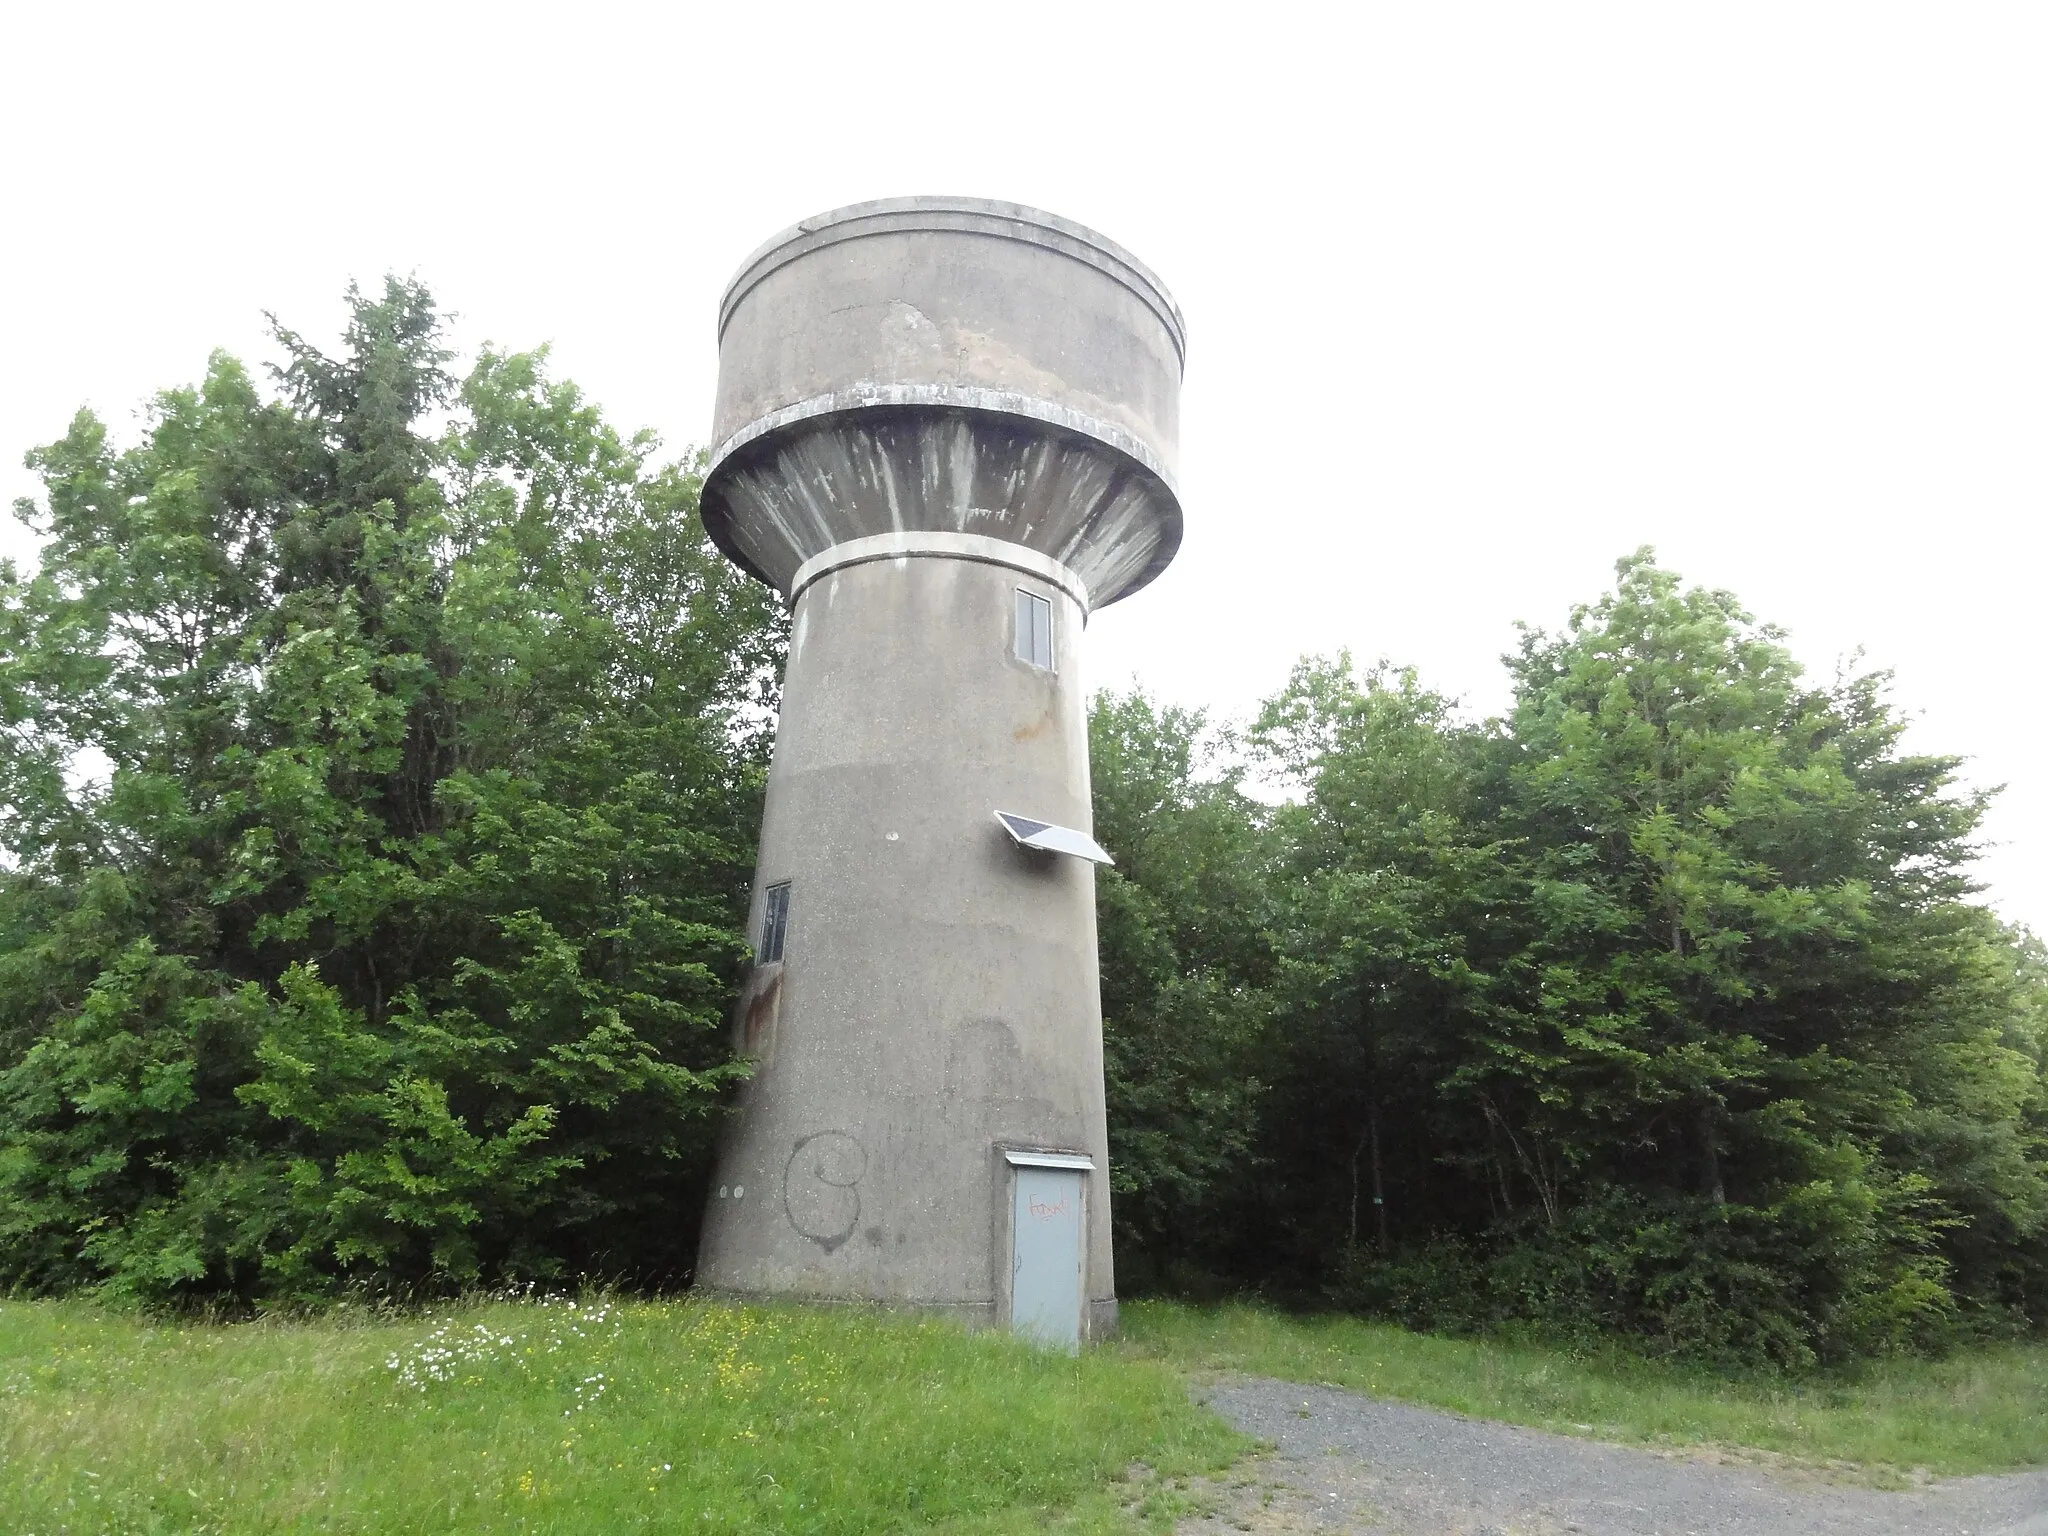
[693,197,1184,1347]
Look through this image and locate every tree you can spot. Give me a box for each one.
[1248,658,1507,1270]
[0,281,785,1303]
[1461,550,2046,1359]
[1227,554,2048,1362]
[1089,691,1274,1283]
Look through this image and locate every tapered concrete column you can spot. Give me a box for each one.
[693,199,1185,1343]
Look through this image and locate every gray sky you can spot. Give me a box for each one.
[3,3,2043,931]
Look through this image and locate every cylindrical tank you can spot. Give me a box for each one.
[694,198,1184,1344]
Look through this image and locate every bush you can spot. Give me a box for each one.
[1330,1174,1966,1370]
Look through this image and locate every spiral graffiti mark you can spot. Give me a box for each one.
[783,1130,867,1252]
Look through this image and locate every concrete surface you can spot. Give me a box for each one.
[700,196,1184,606]
[696,198,1186,1341]
[695,548,1115,1335]
[697,197,1187,1341]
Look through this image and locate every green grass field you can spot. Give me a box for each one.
[0,1295,1238,1535]
[5,1294,2046,1533]
[1120,1299,2048,1480]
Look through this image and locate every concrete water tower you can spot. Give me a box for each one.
[693,197,1184,1347]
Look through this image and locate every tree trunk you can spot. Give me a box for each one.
[1369,1099,1387,1250]
[1347,1123,1369,1251]
[1698,1100,1726,1206]
[1355,988,1390,1249]
[1484,1112,1515,1214]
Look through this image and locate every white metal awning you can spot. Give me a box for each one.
[994,810,1114,865]
[1003,1149,1096,1171]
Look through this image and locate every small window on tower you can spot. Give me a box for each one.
[758,881,791,965]
[1015,589,1054,671]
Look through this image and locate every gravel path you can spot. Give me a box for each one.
[1177,1378,2048,1536]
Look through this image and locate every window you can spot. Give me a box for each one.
[758,881,791,965]
[1015,589,1053,670]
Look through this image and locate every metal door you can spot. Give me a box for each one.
[1010,1166,1084,1350]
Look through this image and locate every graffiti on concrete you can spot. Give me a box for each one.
[783,1130,867,1252]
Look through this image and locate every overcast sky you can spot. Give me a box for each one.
[3,3,2042,930]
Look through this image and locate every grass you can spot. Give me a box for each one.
[7,1294,2045,1532]
[0,1294,1241,1534]
[1120,1298,2048,1480]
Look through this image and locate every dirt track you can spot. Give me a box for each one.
[1176,1377,2048,1535]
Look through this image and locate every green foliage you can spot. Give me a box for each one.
[0,281,785,1303]
[5,278,2041,1371]
[1103,551,2048,1364]
[1089,694,1273,1281]
[1246,659,1511,1273]
[1465,555,2047,1358]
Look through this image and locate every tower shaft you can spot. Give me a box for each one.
[696,542,1111,1333]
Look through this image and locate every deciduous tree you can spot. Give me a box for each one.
[0,281,784,1302]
